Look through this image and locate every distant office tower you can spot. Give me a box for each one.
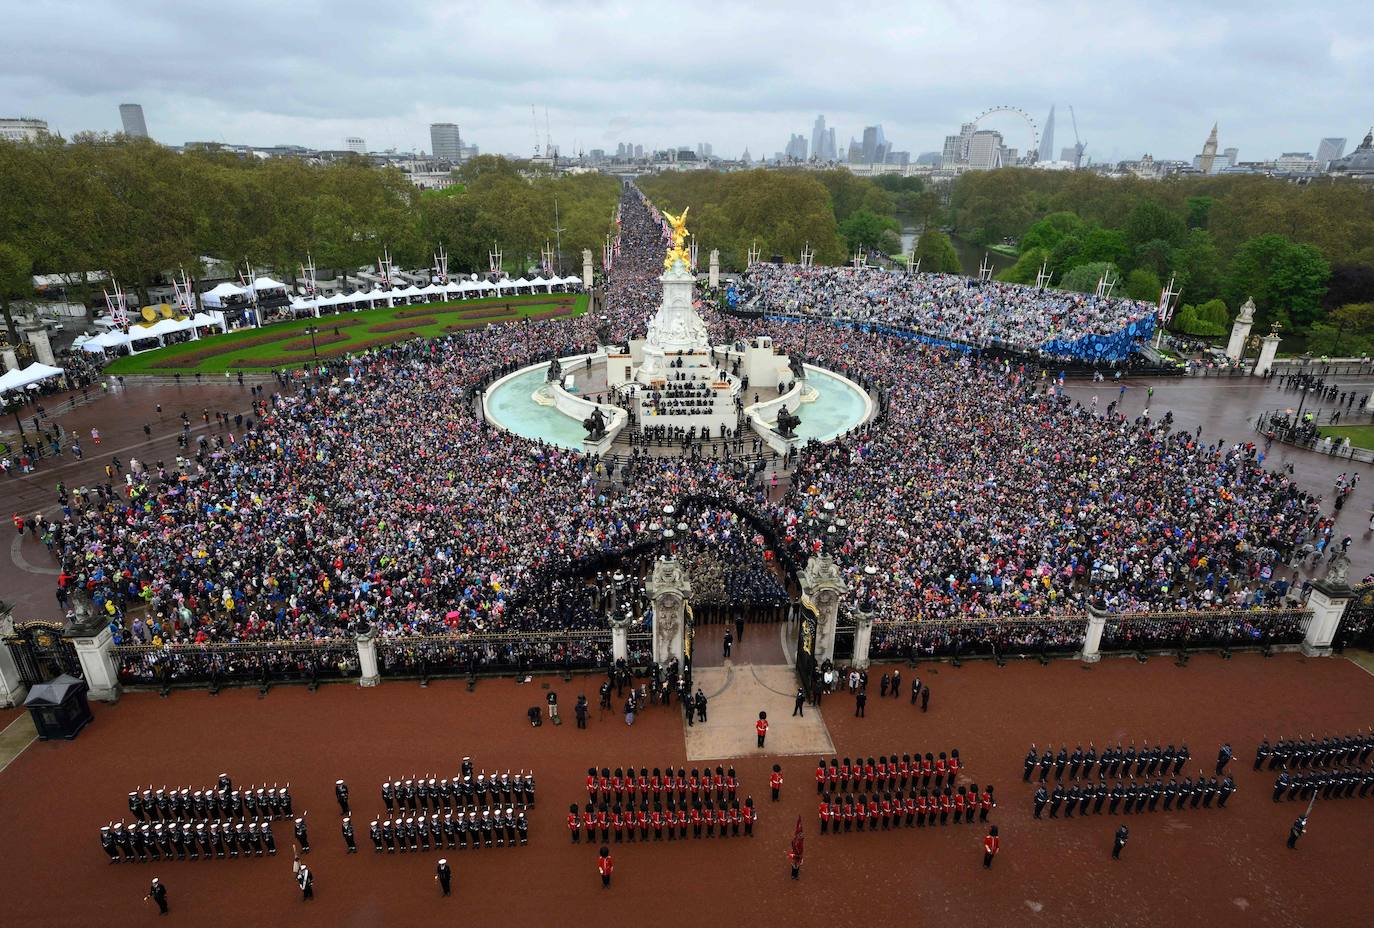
[943,123,977,166]
[1038,105,1056,162]
[1060,146,1079,164]
[634,144,643,159]
[697,142,712,158]
[1221,147,1238,169]
[1198,123,1219,174]
[966,130,1005,170]
[430,123,462,161]
[860,125,887,164]
[1316,137,1346,170]
[345,137,367,154]
[823,128,836,162]
[119,103,148,138]
[810,115,828,161]
[784,133,808,160]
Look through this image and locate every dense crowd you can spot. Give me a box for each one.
[43,186,1345,665]
[740,263,1157,357]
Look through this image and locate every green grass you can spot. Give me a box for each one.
[104,293,587,375]
[1317,425,1374,450]
[986,243,1018,257]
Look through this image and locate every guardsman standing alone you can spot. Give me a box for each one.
[982,825,1000,869]
[597,847,614,888]
[770,765,784,801]
[757,712,769,748]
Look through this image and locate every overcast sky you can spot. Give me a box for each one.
[5,0,1372,164]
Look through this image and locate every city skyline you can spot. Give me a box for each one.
[3,1,1371,163]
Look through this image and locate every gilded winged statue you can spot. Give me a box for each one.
[662,207,692,270]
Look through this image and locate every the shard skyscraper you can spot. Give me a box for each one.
[1038,105,1056,163]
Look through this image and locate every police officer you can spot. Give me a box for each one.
[335,780,350,816]
[436,858,452,896]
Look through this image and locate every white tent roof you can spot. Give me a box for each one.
[206,282,248,298]
[349,290,376,302]
[495,278,517,289]
[290,296,317,311]
[319,291,349,306]
[420,283,445,295]
[474,280,498,290]
[397,285,424,297]
[563,275,582,285]
[253,276,287,291]
[0,362,65,394]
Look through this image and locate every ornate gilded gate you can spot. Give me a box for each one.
[4,620,82,686]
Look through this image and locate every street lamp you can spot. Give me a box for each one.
[304,324,320,359]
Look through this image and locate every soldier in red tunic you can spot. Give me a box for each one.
[983,825,1000,869]
[756,712,769,749]
[568,804,581,843]
[770,765,784,801]
[818,795,830,833]
[597,847,614,888]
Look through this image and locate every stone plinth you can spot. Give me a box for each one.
[1253,334,1281,377]
[1,346,18,372]
[70,626,120,702]
[1302,581,1352,657]
[708,249,720,288]
[355,633,380,686]
[646,556,691,665]
[582,249,594,290]
[23,327,56,367]
[1080,604,1107,663]
[798,555,846,664]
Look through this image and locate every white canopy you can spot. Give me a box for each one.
[0,362,65,394]
[397,285,424,298]
[252,276,287,291]
[420,283,445,295]
[290,297,318,312]
[348,290,376,303]
[320,291,350,306]
[206,282,248,298]
[563,275,582,285]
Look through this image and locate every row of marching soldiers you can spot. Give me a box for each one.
[362,809,528,851]
[818,786,994,832]
[101,819,279,862]
[814,754,964,793]
[126,774,293,822]
[585,765,740,804]
[569,797,758,841]
[380,769,535,814]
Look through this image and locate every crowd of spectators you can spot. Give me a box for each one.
[740,263,1157,358]
[43,186,1346,678]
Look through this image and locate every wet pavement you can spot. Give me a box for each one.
[1063,373,1374,581]
[0,379,263,620]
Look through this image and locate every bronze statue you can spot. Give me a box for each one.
[775,405,801,439]
[582,406,608,440]
[545,357,563,383]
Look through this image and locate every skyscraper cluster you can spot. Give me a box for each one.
[809,115,838,162]
[615,142,644,160]
[784,133,807,160]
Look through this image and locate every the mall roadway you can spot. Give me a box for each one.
[4,371,1374,624]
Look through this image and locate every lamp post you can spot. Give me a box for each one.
[305,324,320,359]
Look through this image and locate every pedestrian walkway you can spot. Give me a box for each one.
[0,713,37,774]
[683,663,834,762]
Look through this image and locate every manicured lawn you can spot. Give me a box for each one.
[104,293,587,374]
[1317,424,1374,450]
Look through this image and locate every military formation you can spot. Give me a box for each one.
[812,753,992,833]
[1022,741,1193,783]
[101,774,287,862]
[1023,740,1238,819]
[1254,729,1374,771]
[572,763,756,842]
[368,758,532,852]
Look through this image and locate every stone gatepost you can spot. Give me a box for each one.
[709,249,720,288]
[0,609,28,707]
[852,608,876,670]
[610,616,631,663]
[647,556,691,665]
[1225,297,1255,361]
[582,249,594,290]
[799,554,846,664]
[1303,578,1353,657]
[69,623,120,702]
[23,326,57,366]
[1,345,18,372]
[1254,332,1281,377]
[1080,604,1108,663]
[355,632,380,686]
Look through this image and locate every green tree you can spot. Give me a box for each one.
[839,210,900,254]
[1171,303,1227,337]
[1019,212,1083,255]
[1059,261,1119,294]
[1124,268,1162,302]
[1185,196,1214,230]
[1194,299,1230,329]
[912,229,961,274]
[0,243,32,340]
[1124,199,1186,254]
[997,247,1051,285]
[1224,233,1331,328]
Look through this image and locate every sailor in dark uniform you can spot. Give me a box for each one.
[294,816,310,853]
[335,780,350,816]
[101,825,118,862]
[341,817,357,853]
